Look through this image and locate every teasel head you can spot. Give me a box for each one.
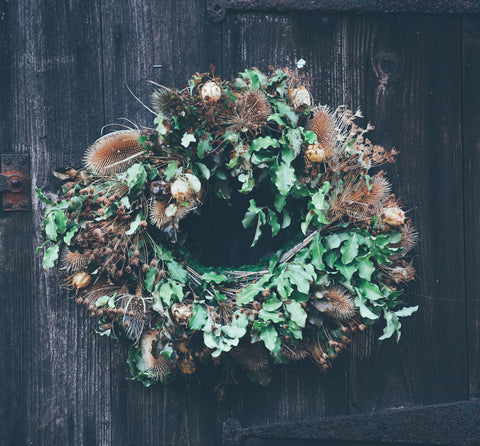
[381,260,416,284]
[60,247,92,273]
[224,90,271,134]
[231,342,269,372]
[149,199,171,229]
[83,130,145,175]
[391,224,418,257]
[140,330,174,382]
[308,106,335,151]
[121,290,151,342]
[151,87,184,119]
[313,287,356,320]
[280,342,309,361]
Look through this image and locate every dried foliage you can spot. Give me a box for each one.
[38,67,418,391]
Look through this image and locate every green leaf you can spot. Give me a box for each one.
[241,68,267,89]
[144,267,157,292]
[158,280,184,307]
[45,212,57,241]
[260,324,279,352]
[250,136,279,152]
[236,275,271,305]
[125,213,142,235]
[189,305,209,330]
[258,309,284,323]
[395,305,419,317]
[54,210,67,235]
[378,311,402,341]
[274,163,296,196]
[357,257,375,281]
[42,243,59,269]
[95,295,111,307]
[63,225,79,245]
[310,234,326,270]
[354,295,380,320]
[194,162,210,180]
[201,272,228,284]
[35,187,53,205]
[262,298,283,312]
[167,261,188,283]
[267,209,280,237]
[335,263,357,282]
[325,233,342,250]
[123,163,147,192]
[274,194,287,213]
[197,136,212,159]
[275,101,298,126]
[251,211,266,247]
[341,233,359,264]
[286,301,307,328]
[164,161,180,181]
[357,279,384,301]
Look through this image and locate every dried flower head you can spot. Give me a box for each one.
[313,287,356,320]
[151,87,183,119]
[224,91,271,134]
[231,342,269,371]
[381,261,416,284]
[149,200,171,229]
[305,144,326,163]
[308,107,335,151]
[201,81,222,103]
[171,302,192,325]
[287,86,311,109]
[60,247,92,273]
[84,130,144,175]
[140,330,174,381]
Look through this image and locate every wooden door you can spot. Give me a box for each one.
[1,1,479,444]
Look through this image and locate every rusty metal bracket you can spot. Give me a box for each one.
[222,398,480,445]
[0,154,31,211]
[207,0,480,23]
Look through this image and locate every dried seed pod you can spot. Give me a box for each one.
[201,80,222,103]
[287,86,311,109]
[170,177,191,202]
[231,342,269,371]
[313,287,356,320]
[382,205,406,226]
[308,107,335,151]
[84,130,145,175]
[224,90,271,134]
[149,200,171,229]
[305,144,326,163]
[171,303,192,325]
[177,359,197,375]
[70,271,92,290]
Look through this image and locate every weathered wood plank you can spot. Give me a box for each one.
[341,15,467,411]
[462,17,480,398]
[0,0,110,445]
[99,1,223,445]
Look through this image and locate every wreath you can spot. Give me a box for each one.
[38,67,418,388]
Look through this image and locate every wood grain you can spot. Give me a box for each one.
[462,17,480,398]
[0,1,475,445]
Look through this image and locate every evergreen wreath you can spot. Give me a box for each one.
[38,67,418,388]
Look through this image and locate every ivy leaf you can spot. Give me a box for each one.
[123,163,147,193]
[357,257,375,281]
[286,301,307,328]
[275,101,298,126]
[201,272,228,284]
[310,234,326,270]
[335,263,357,282]
[181,132,196,148]
[167,261,188,283]
[189,305,209,330]
[285,128,303,158]
[144,267,157,292]
[241,68,267,89]
[35,187,54,205]
[395,305,419,317]
[378,311,402,341]
[258,309,284,323]
[251,210,266,247]
[268,209,280,237]
[250,136,279,152]
[125,213,143,235]
[164,161,180,181]
[260,324,279,352]
[274,194,287,213]
[63,225,79,245]
[236,275,271,305]
[45,212,57,241]
[341,233,359,265]
[354,295,380,320]
[158,280,184,307]
[42,243,59,270]
[274,163,296,196]
[357,279,384,301]
[262,298,283,312]
[194,162,210,180]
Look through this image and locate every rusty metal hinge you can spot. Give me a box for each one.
[0,154,31,211]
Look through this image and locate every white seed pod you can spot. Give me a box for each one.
[382,206,405,226]
[170,177,191,201]
[165,203,178,218]
[305,144,326,163]
[71,271,92,290]
[288,86,311,109]
[185,173,201,194]
[201,81,222,103]
[171,303,192,325]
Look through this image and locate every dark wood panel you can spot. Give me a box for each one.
[0,0,110,445]
[99,1,223,445]
[462,17,480,398]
